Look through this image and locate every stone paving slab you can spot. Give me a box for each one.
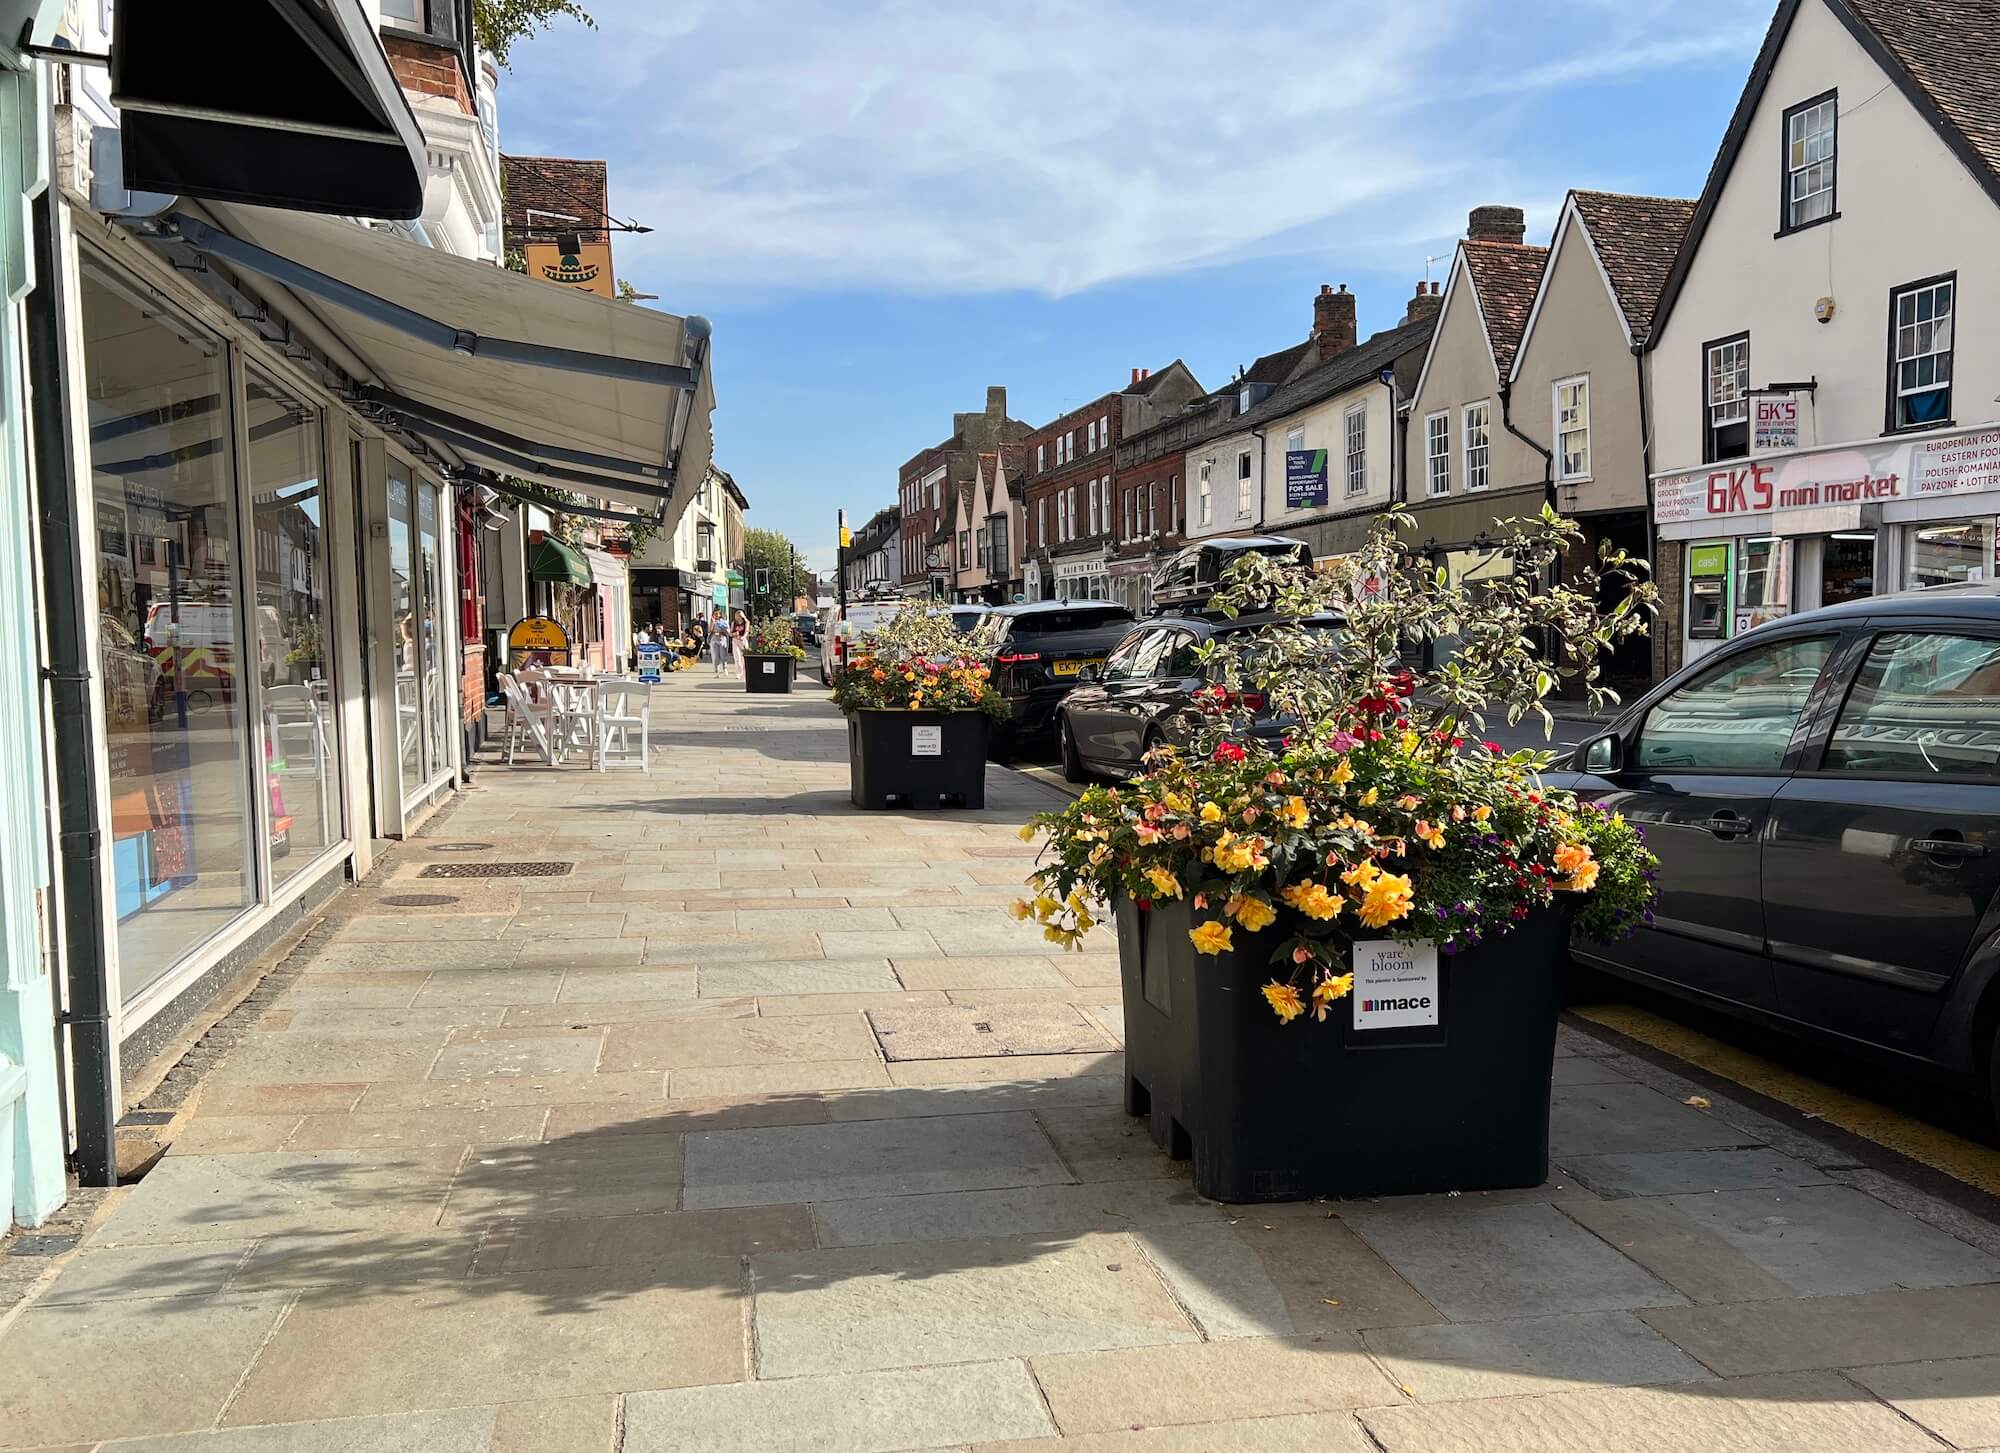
[1559,1146,1833,1197]
[603,1014,880,1071]
[472,1205,817,1273]
[622,1361,1056,1453]
[669,1059,893,1098]
[1548,1082,1761,1158]
[430,1029,604,1079]
[439,1134,684,1226]
[504,995,756,1027]
[697,958,902,997]
[1558,1196,1796,1304]
[553,968,699,1002]
[1847,1354,2000,1449]
[683,1110,1070,1208]
[1030,1334,1402,1433]
[1356,1370,1941,1453]
[171,1115,308,1154]
[758,990,951,1017]
[750,1231,1198,1376]
[886,1051,1122,1086]
[352,1070,666,1111]
[285,1107,549,1151]
[200,1035,448,1088]
[1035,1105,1183,1182]
[89,1149,463,1244]
[867,1004,1115,1061]
[1134,1220,1442,1338]
[977,1411,1381,1452]
[36,1241,253,1304]
[101,1406,498,1452]
[1363,1308,1711,1403]
[1638,1283,2000,1375]
[812,1179,1227,1249]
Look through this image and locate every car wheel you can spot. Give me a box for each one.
[1058,715,1088,784]
[1139,729,1165,771]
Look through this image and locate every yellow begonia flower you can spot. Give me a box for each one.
[1230,894,1277,933]
[1472,804,1492,823]
[1415,820,1447,850]
[1400,731,1421,755]
[1330,760,1355,785]
[1008,899,1034,921]
[1357,870,1415,928]
[1281,880,1344,921]
[1144,866,1183,900]
[1017,823,1039,842]
[1199,801,1224,823]
[1359,786,1379,807]
[1033,894,1062,919]
[1262,981,1305,1023]
[1164,793,1191,814]
[1279,796,1310,829]
[1311,972,1355,1020]
[1561,859,1601,893]
[1341,861,1380,890]
[1188,920,1234,956]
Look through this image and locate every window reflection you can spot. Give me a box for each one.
[388,466,421,794]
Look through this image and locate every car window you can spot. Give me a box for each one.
[1015,608,1134,635]
[1161,630,1202,678]
[1634,635,1835,771]
[1099,631,1152,682]
[1821,632,2000,777]
[1127,630,1175,680]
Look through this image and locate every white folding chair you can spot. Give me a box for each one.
[594,680,651,772]
[499,671,562,766]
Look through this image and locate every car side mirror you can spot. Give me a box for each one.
[1582,734,1623,774]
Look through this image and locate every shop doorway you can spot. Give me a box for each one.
[1819,532,1876,607]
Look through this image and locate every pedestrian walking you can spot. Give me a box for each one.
[729,610,749,681]
[708,608,731,675]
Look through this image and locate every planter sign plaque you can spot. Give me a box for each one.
[1352,940,1440,1030]
[911,724,942,756]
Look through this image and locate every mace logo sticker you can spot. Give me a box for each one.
[1352,941,1441,1030]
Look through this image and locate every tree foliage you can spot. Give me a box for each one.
[473,0,595,68]
[740,527,807,618]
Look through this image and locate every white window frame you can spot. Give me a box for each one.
[1285,426,1304,455]
[1099,414,1109,449]
[1424,411,1449,497]
[1235,449,1253,518]
[1462,401,1490,492]
[1784,93,1836,231]
[1891,275,1955,430]
[1706,337,1750,458]
[1343,406,1366,496]
[1198,460,1212,525]
[1065,430,1074,463]
[1088,479,1100,536]
[1087,420,1097,452]
[1553,375,1591,482]
[1036,444,1045,472]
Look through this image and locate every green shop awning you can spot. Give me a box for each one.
[530,535,593,588]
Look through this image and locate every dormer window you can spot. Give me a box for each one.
[1782,92,1837,232]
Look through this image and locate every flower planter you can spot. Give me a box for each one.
[847,709,990,810]
[744,654,797,694]
[1114,894,1570,1203]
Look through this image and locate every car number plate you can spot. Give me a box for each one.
[1052,658,1102,677]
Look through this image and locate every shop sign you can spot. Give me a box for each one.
[1658,425,2000,530]
[507,615,570,667]
[636,642,665,683]
[1753,395,1799,452]
[1352,941,1440,1030]
[1285,449,1329,509]
[521,240,614,298]
[1687,544,1730,577]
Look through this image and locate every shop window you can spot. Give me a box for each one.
[1889,275,1954,430]
[1636,635,1834,771]
[1463,401,1490,491]
[1704,334,1749,461]
[1907,518,1997,590]
[80,261,256,1003]
[246,371,339,884]
[1823,632,2000,777]
[1782,92,1837,232]
[1425,412,1449,496]
[1554,376,1590,480]
[1736,535,1793,632]
[387,468,424,797]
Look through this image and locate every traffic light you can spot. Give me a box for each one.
[755,567,770,595]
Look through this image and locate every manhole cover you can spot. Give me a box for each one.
[427,842,495,853]
[381,893,460,907]
[419,862,574,879]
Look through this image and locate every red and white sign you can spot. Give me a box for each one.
[1753,396,1799,452]
[1655,426,2000,529]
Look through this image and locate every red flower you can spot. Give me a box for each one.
[1212,741,1248,765]
[1484,740,1503,753]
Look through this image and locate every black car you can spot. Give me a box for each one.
[1553,581,2000,1121]
[1055,609,1345,781]
[973,601,1137,755]
[1150,534,1312,610]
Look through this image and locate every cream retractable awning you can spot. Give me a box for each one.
[154,205,714,525]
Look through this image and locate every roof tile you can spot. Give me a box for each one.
[1569,191,1697,340]
[1461,241,1550,376]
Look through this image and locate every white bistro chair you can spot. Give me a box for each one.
[594,680,651,772]
[499,671,562,766]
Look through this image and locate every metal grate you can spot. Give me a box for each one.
[427,841,496,853]
[381,893,461,907]
[419,861,574,879]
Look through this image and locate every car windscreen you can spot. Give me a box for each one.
[1011,608,1135,636]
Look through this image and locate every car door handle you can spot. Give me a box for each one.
[1704,814,1756,839]
[1914,838,1988,862]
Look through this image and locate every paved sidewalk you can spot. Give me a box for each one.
[5,673,2000,1451]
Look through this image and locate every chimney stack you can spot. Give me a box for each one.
[1467,205,1526,245]
[1403,279,1444,326]
[1131,367,1140,384]
[1314,283,1358,362]
[986,385,1007,417]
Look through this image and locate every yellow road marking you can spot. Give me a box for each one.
[1573,1002,2000,1198]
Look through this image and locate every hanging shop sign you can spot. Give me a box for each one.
[507,615,571,666]
[1753,395,1800,452]
[1654,425,2000,533]
[521,240,615,298]
[1285,449,1329,510]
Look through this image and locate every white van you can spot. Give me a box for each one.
[819,602,901,685]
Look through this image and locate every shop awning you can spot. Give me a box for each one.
[111,0,427,220]
[147,205,715,525]
[581,547,628,586]
[529,535,593,588]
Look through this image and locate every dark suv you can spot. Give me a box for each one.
[973,601,1137,756]
[1055,609,1345,780]
[1553,581,2000,1123]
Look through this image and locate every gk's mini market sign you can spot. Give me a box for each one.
[1654,424,2000,532]
[1285,449,1329,510]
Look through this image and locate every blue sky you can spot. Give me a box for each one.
[498,0,1772,569]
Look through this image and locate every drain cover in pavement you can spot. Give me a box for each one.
[419,861,574,879]
[427,841,496,853]
[381,893,461,907]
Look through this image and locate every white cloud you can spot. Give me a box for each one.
[496,0,1758,298]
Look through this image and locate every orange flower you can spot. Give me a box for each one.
[1262,981,1305,1023]
[1415,820,1447,850]
[1189,919,1234,955]
[1357,870,1415,928]
[1311,973,1355,1021]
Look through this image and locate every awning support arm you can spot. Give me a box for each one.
[355,384,667,480]
[150,214,699,389]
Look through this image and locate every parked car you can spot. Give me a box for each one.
[1551,581,2000,1122]
[818,602,902,684]
[1150,534,1312,611]
[792,610,822,649]
[1054,609,1345,780]
[972,601,1137,756]
[949,604,991,636]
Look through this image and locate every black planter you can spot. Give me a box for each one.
[1115,895,1569,1203]
[744,654,797,693]
[847,709,990,809]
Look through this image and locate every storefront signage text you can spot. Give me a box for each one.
[507,615,570,663]
[1657,426,2000,529]
[1352,940,1440,1030]
[1754,396,1799,452]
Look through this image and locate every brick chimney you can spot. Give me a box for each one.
[1403,279,1443,326]
[1314,284,1357,362]
[1467,205,1526,245]
[986,385,1007,418]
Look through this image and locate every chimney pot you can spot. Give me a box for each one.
[1313,283,1358,363]
[1131,367,1140,384]
[1467,204,1527,245]
[1403,277,1443,327]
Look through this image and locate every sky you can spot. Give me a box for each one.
[497,0,1774,570]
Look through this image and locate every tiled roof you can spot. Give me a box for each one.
[1844,0,2000,191]
[1125,361,1187,397]
[1241,340,1314,387]
[1461,240,1550,376]
[1236,316,1437,433]
[500,155,610,247]
[1570,191,1697,341]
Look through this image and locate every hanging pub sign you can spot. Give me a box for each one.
[1285,449,1329,510]
[508,614,571,667]
[521,240,616,298]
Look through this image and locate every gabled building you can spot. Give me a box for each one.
[845,506,902,600]
[1646,0,2000,670]
[897,388,1030,597]
[949,449,1028,603]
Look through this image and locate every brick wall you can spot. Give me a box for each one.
[384,33,472,113]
